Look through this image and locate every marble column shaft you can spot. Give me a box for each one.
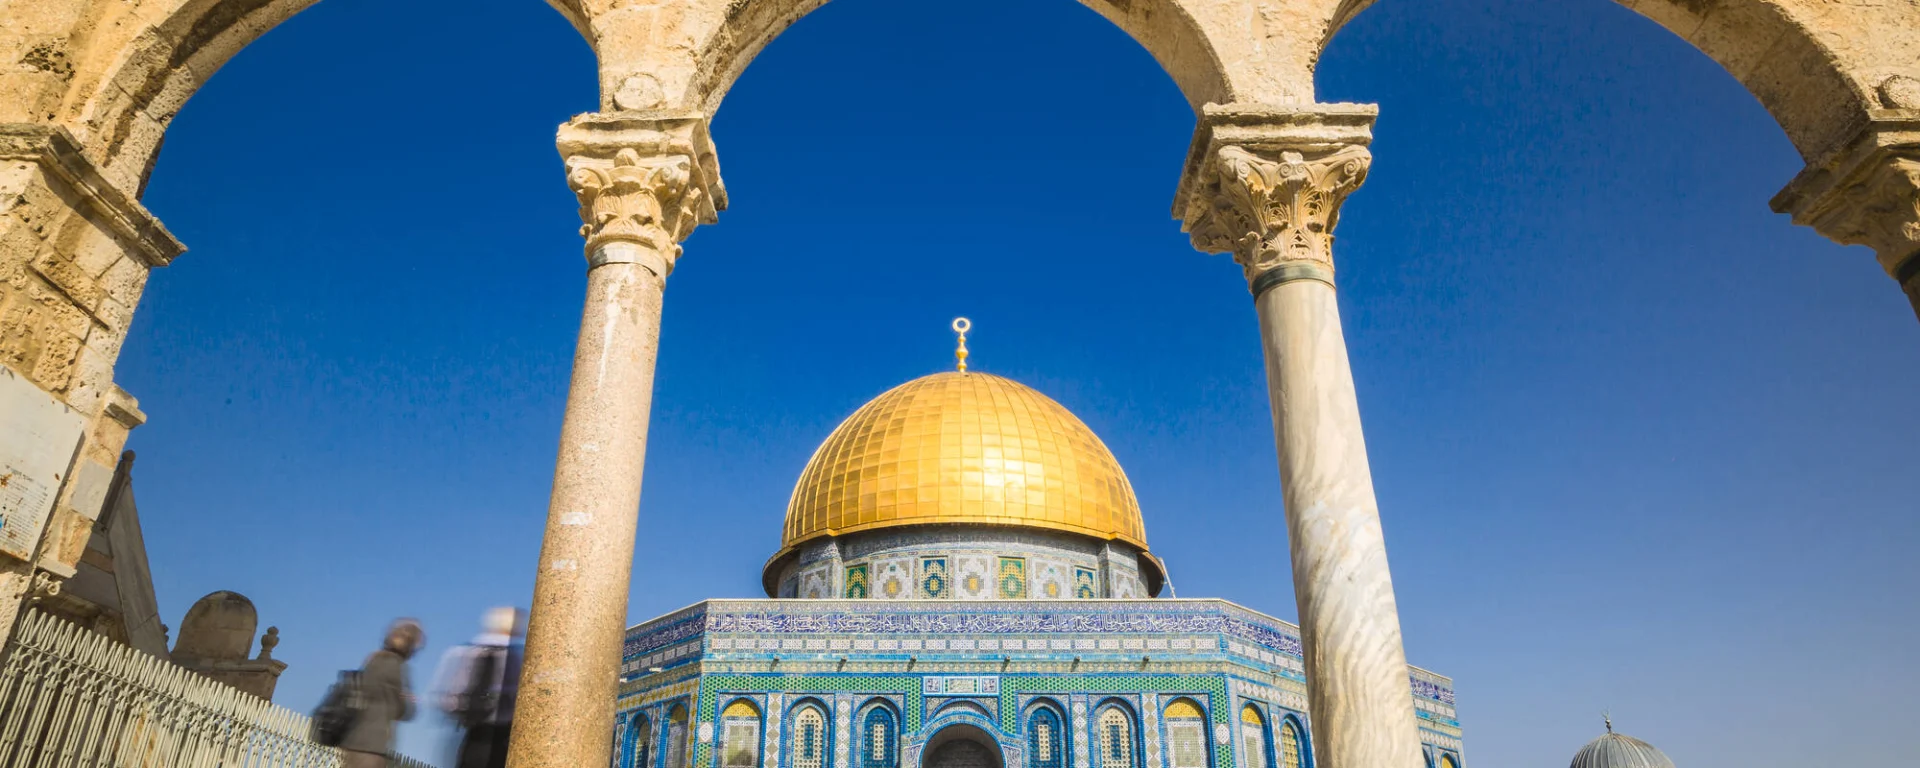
[1179,104,1421,768]
[1254,276,1418,768]
[509,113,722,768]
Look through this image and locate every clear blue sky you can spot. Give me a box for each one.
[118,0,1918,765]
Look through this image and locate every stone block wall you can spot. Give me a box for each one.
[0,124,178,628]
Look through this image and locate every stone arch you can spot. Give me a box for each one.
[1319,0,1916,163]
[58,0,601,194]
[703,0,1230,113]
[562,0,1327,117]
[55,0,329,193]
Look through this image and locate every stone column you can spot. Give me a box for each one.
[508,112,723,768]
[1177,104,1420,768]
[1771,111,1920,323]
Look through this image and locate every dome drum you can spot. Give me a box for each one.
[763,525,1164,599]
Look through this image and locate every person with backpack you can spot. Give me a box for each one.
[338,619,425,768]
[432,607,523,768]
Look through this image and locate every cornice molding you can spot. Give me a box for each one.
[0,124,184,268]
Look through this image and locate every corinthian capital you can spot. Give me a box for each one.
[567,148,698,257]
[557,112,726,274]
[1175,104,1377,291]
[1773,114,1920,278]
[1201,145,1370,278]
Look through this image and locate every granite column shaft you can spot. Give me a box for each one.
[509,113,722,768]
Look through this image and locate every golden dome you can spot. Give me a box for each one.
[780,371,1149,552]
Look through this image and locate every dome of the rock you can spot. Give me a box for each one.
[1569,730,1675,768]
[779,371,1148,551]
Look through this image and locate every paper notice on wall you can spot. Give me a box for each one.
[0,367,84,561]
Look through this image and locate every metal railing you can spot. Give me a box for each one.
[0,610,435,768]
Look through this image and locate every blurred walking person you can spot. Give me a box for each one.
[434,607,524,768]
[341,619,425,768]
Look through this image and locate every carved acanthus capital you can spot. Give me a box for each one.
[557,112,726,274]
[1189,144,1370,279]
[566,148,700,258]
[1175,104,1377,290]
[1772,112,1920,280]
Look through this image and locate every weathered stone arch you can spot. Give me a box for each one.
[45,0,329,193]
[560,0,1343,116]
[1321,0,1919,163]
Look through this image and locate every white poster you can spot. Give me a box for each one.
[0,367,84,561]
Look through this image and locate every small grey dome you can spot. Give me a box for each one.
[1570,731,1674,768]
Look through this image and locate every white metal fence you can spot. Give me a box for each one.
[0,610,435,768]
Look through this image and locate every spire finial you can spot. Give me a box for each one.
[952,317,971,372]
[1603,712,1612,734]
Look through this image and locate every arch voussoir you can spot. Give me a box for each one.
[577,0,1309,117]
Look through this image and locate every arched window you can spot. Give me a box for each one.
[792,706,828,768]
[1239,707,1268,768]
[630,714,654,768]
[1277,719,1304,768]
[666,705,689,768]
[1096,707,1135,768]
[861,707,897,768]
[1164,699,1208,768]
[722,701,763,768]
[1438,755,1458,768]
[1028,707,1064,768]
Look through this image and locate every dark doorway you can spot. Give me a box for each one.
[922,724,1004,768]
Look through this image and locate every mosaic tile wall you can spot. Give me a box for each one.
[774,529,1156,600]
[615,600,1463,768]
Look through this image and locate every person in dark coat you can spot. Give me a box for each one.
[341,619,425,768]
[431,607,524,768]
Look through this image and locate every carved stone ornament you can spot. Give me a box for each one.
[557,112,726,274]
[566,148,704,266]
[1805,155,1920,272]
[1187,144,1371,282]
[1772,114,1920,277]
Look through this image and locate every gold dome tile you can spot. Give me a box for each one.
[780,371,1148,552]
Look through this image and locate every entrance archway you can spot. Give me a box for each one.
[921,724,1005,768]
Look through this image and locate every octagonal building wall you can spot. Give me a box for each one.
[613,600,1463,768]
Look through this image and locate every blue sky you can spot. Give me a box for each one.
[118,0,1917,765]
